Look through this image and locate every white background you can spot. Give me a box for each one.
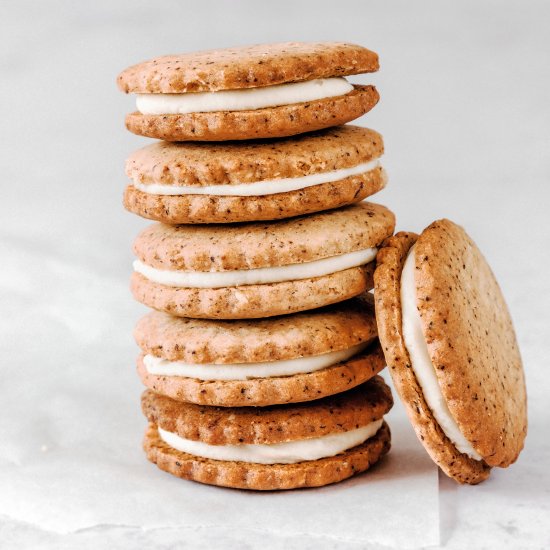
[1,1,549,548]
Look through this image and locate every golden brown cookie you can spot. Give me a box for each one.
[142,375,392,443]
[118,42,379,93]
[131,266,374,319]
[117,42,379,141]
[123,126,387,224]
[144,421,390,490]
[134,296,385,406]
[374,221,527,484]
[124,86,379,141]
[137,348,385,408]
[141,376,393,490]
[135,295,376,363]
[130,202,395,319]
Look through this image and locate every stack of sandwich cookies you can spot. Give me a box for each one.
[117,42,380,141]
[119,41,396,490]
[131,202,395,319]
[374,220,527,484]
[141,376,393,490]
[134,296,385,407]
[123,125,386,224]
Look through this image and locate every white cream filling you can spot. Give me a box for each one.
[133,247,377,289]
[144,341,369,381]
[158,419,383,464]
[136,77,354,115]
[133,159,380,197]
[400,245,482,460]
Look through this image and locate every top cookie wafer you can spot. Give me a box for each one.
[374,220,527,484]
[117,42,378,93]
[117,42,380,141]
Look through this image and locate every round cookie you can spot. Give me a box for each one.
[131,202,395,319]
[124,86,378,142]
[123,126,387,224]
[118,42,379,94]
[117,42,380,141]
[141,376,393,490]
[374,220,527,484]
[134,296,385,407]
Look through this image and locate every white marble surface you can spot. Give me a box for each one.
[1,0,550,548]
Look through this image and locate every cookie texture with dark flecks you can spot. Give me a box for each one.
[123,125,386,223]
[135,295,377,363]
[124,168,386,224]
[133,202,395,272]
[375,222,527,483]
[374,232,490,484]
[117,42,379,94]
[143,421,390,490]
[134,295,382,406]
[125,86,379,141]
[137,343,385,407]
[414,220,526,468]
[126,126,384,186]
[141,375,392,445]
[131,264,374,319]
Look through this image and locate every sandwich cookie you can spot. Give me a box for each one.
[123,126,386,224]
[141,376,393,490]
[374,220,527,484]
[131,202,395,319]
[117,42,379,141]
[134,296,385,407]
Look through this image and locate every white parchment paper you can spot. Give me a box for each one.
[0,237,439,548]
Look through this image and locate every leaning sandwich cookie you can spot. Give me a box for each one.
[117,42,379,141]
[374,220,527,484]
[141,376,392,490]
[134,295,385,407]
[131,202,395,319]
[123,126,387,224]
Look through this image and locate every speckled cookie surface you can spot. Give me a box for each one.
[126,126,383,186]
[143,421,390,490]
[124,168,386,224]
[123,125,386,223]
[135,295,376,363]
[141,375,392,445]
[131,264,374,319]
[413,220,526,468]
[374,232,491,484]
[117,42,378,94]
[133,202,395,271]
[124,85,379,141]
[136,297,383,407]
[375,223,527,482]
[137,343,385,407]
